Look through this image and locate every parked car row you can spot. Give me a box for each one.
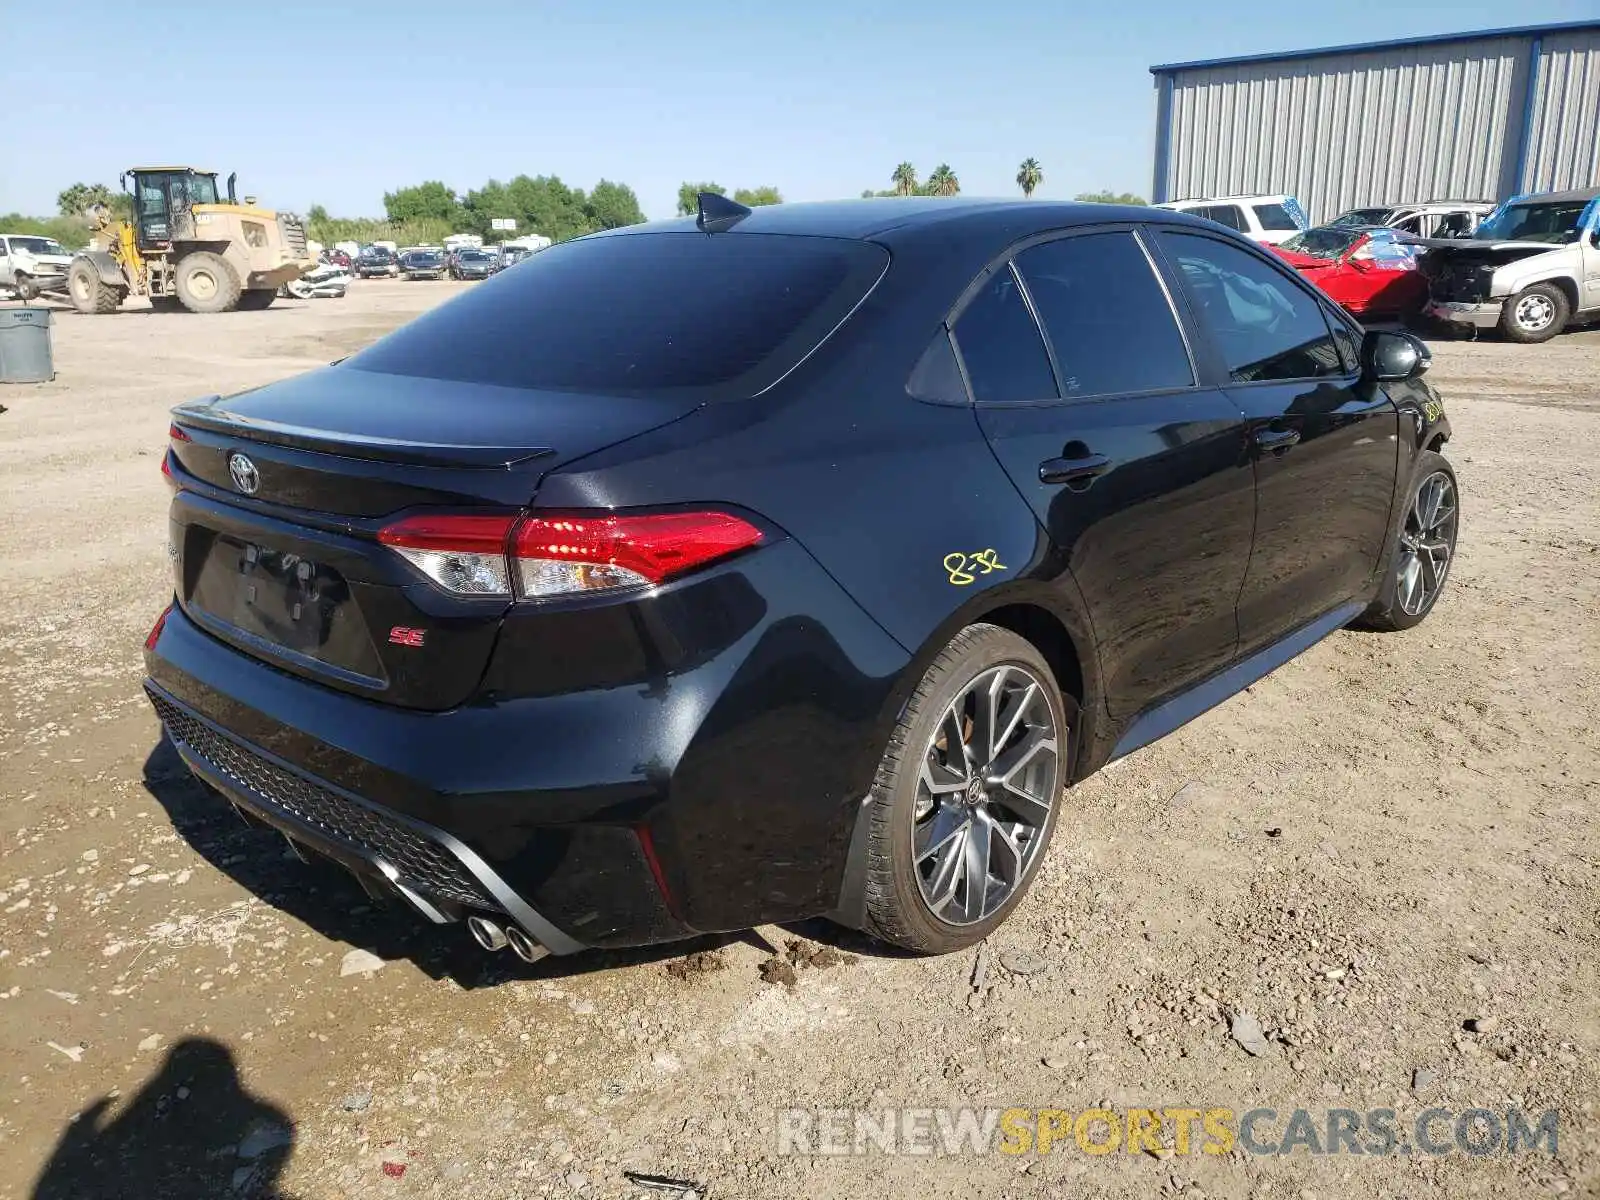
[1159,187,1600,342]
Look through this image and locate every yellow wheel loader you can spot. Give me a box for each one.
[64,168,315,314]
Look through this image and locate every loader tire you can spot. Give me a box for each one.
[174,252,242,314]
[67,259,124,314]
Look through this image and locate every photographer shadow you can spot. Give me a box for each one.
[31,1037,295,1200]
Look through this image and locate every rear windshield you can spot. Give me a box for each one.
[347,232,889,397]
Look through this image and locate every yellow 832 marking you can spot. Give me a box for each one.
[1422,399,1445,423]
[944,548,1007,586]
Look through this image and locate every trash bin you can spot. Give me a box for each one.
[0,307,55,383]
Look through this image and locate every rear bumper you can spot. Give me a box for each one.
[142,539,909,949]
[147,679,581,952]
[1425,299,1502,328]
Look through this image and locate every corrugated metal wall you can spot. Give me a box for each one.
[1156,26,1600,222]
[1522,28,1600,194]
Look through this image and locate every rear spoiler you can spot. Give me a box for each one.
[171,398,555,470]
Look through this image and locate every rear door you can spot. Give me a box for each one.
[962,227,1255,722]
[1156,230,1399,656]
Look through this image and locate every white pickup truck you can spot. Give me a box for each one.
[1415,187,1600,343]
[0,233,74,300]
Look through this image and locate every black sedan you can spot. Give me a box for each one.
[398,249,446,280]
[355,249,399,278]
[145,196,1456,962]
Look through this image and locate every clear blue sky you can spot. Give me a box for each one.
[7,0,1593,221]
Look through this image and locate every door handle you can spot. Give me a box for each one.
[1252,427,1301,452]
[1038,452,1112,487]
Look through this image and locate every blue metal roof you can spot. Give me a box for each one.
[1149,19,1599,75]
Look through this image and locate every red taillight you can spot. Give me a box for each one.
[169,423,192,442]
[378,513,519,597]
[511,511,764,598]
[376,510,763,600]
[145,604,173,651]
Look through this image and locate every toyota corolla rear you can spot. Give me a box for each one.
[143,224,906,958]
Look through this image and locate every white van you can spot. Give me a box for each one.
[1153,194,1309,245]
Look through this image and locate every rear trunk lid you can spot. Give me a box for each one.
[167,366,701,709]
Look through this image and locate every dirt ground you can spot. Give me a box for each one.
[1,283,1595,1200]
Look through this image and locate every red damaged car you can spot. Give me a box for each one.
[1269,225,1427,321]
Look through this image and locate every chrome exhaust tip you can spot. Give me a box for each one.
[504,924,549,963]
[467,915,509,952]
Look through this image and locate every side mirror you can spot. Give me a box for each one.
[1362,330,1430,383]
[1348,256,1373,272]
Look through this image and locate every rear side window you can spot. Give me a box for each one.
[1161,231,1344,383]
[951,265,1057,403]
[1252,203,1301,232]
[347,232,888,397]
[1014,232,1193,398]
[1200,205,1245,231]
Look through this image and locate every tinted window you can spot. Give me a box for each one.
[1161,232,1344,383]
[1014,233,1192,398]
[906,330,967,404]
[951,265,1057,403]
[1201,205,1245,231]
[349,232,887,396]
[1252,203,1301,232]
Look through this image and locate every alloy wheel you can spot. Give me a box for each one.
[912,664,1059,925]
[1396,471,1457,615]
[1514,293,1555,332]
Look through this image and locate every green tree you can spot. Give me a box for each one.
[585,180,646,230]
[926,164,960,197]
[57,182,115,218]
[1074,190,1147,206]
[307,204,330,225]
[732,186,783,207]
[677,182,726,217]
[1016,158,1043,198]
[891,163,919,196]
[0,213,92,250]
[383,181,461,224]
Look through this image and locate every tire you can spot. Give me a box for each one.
[14,272,39,302]
[863,623,1069,954]
[174,251,242,314]
[67,259,123,314]
[1499,283,1568,344]
[1359,450,1459,631]
[236,289,276,311]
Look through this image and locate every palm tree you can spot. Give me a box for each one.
[927,164,959,197]
[1016,158,1042,198]
[891,162,918,196]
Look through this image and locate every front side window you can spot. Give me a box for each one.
[1014,232,1192,398]
[950,265,1057,404]
[1161,231,1344,383]
[1252,202,1302,232]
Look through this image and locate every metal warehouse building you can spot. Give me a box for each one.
[1150,20,1600,222]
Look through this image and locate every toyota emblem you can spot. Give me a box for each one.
[228,452,260,495]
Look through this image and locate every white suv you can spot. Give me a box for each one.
[1152,194,1309,245]
[1331,200,1496,239]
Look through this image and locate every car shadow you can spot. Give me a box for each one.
[141,735,888,987]
[30,1037,297,1200]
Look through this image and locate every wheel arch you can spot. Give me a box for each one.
[875,579,1106,791]
[829,582,1105,933]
